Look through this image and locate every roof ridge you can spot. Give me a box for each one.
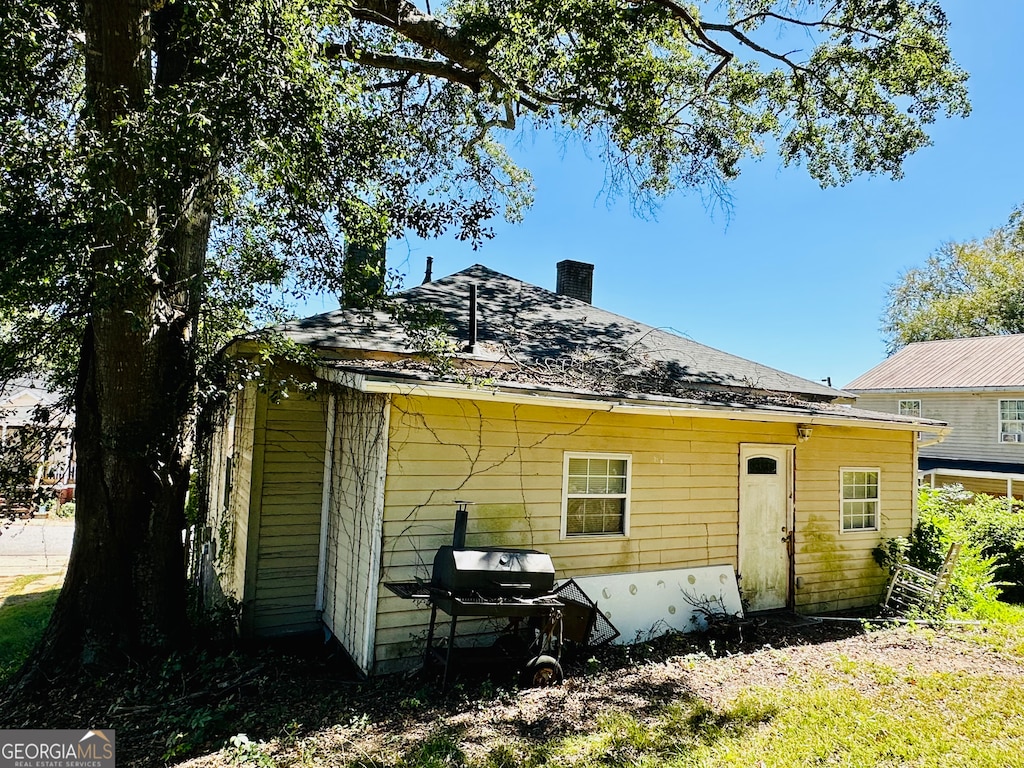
[275,262,842,401]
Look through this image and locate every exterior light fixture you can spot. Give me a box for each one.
[797,424,813,442]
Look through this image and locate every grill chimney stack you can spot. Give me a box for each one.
[452,501,472,548]
[556,260,594,304]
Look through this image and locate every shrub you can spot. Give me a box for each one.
[960,494,1024,603]
[876,486,1013,615]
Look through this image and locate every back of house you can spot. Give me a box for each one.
[201,262,946,675]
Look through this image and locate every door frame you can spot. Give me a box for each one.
[738,443,796,611]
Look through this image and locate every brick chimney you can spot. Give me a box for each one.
[556,260,594,304]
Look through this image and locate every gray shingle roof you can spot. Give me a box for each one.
[846,334,1024,391]
[279,264,842,402]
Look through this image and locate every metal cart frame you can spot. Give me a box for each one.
[386,582,565,688]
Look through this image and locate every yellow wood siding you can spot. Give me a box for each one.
[927,473,1022,499]
[205,384,257,604]
[322,387,390,673]
[373,395,916,669]
[793,425,914,613]
[251,390,328,636]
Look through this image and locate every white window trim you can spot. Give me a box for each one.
[898,399,921,417]
[560,451,632,539]
[998,399,1024,444]
[839,467,881,534]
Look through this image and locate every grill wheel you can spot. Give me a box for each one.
[521,655,563,687]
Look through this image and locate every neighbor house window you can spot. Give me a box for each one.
[562,453,631,537]
[999,400,1024,443]
[898,399,921,417]
[840,468,880,532]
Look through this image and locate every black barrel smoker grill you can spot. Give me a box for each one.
[385,503,617,686]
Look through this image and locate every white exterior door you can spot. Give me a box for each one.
[738,444,793,612]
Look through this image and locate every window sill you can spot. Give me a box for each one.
[561,532,630,542]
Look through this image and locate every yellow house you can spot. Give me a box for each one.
[202,262,948,675]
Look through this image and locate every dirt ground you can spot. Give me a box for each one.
[2,607,1021,766]
[2,536,1020,768]
[165,617,1024,768]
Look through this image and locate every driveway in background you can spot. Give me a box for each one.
[0,517,74,599]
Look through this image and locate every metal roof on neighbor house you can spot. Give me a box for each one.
[277,264,844,402]
[845,334,1024,391]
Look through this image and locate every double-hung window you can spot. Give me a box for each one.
[999,400,1024,443]
[840,468,880,532]
[898,399,921,417]
[562,453,631,537]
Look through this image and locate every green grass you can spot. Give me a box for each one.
[353,612,1024,768]
[687,672,1024,767]
[0,576,58,684]
[451,672,1024,768]
[950,601,1024,658]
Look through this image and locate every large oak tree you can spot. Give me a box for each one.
[1,0,969,677]
[884,205,1024,352]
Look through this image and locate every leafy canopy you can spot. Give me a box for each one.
[883,205,1024,352]
[1,0,971,388]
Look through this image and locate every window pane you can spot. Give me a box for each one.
[583,505,605,533]
[841,471,879,531]
[607,477,626,494]
[567,476,588,494]
[899,400,921,417]
[568,458,589,475]
[1001,400,1024,424]
[566,498,584,535]
[567,496,624,536]
[747,457,777,475]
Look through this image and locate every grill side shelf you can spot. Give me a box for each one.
[434,595,564,618]
[384,581,433,600]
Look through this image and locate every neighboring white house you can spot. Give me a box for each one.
[846,334,1024,498]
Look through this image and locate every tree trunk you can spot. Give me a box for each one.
[15,0,212,676]
[38,317,192,669]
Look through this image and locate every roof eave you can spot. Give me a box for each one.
[318,366,948,435]
[848,385,1024,394]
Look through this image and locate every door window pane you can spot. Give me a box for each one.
[747,457,777,475]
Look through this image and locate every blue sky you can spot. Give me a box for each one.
[306,1,1024,390]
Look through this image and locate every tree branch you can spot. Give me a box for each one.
[635,0,733,88]
[325,42,483,92]
[347,0,489,72]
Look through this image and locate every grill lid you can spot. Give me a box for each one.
[431,546,555,596]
